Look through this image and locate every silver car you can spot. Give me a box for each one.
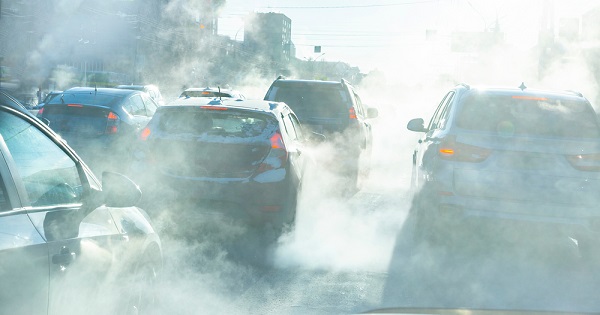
[407,83,600,255]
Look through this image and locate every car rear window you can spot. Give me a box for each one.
[269,84,348,120]
[157,108,277,138]
[456,94,600,138]
[48,93,121,107]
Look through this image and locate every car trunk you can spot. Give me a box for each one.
[148,108,277,178]
[452,133,600,214]
[42,104,115,139]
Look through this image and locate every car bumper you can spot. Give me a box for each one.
[136,166,296,227]
[431,194,600,241]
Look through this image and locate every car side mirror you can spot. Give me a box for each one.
[367,107,379,119]
[407,118,428,132]
[102,171,142,207]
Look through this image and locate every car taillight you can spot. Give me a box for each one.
[256,132,288,173]
[566,154,600,172]
[139,127,151,141]
[438,136,491,162]
[349,107,357,119]
[105,111,119,134]
[37,107,44,116]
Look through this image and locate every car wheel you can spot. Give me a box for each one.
[121,255,161,315]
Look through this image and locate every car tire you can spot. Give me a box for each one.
[120,253,161,315]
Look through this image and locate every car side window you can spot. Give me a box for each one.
[0,173,10,211]
[282,113,298,140]
[428,91,453,131]
[129,95,147,116]
[353,92,365,117]
[289,114,304,140]
[437,92,455,130]
[141,94,157,116]
[0,110,82,207]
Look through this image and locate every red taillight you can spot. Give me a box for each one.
[38,107,44,116]
[438,136,491,163]
[67,103,83,107]
[200,106,228,111]
[566,154,600,172]
[256,132,288,173]
[140,127,151,141]
[270,132,285,149]
[107,112,119,120]
[105,111,119,134]
[349,107,357,119]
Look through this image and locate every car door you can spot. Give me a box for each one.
[0,107,128,314]
[281,110,307,186]
[0,135,49,315]
[414,91,455,187]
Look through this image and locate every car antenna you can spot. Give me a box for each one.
[218,86,222,101]
[519,82,527,91]
[94,84,98,94]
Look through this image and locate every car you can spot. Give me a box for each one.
[115,84,166,106]
[263,77,378,193]
[130,97,312,233]
[31,90,62,116]
[179,86,245,99]
[407,83,600,253]
[0,90,162,315]
[38,87,159,174]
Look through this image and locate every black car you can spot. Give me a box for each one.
[0,90,162,314]
[264,77,378,192]
[38,87,158,174]
[130,98,311,231]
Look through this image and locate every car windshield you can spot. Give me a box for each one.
[457,94,600,138]
[4,0,600,314]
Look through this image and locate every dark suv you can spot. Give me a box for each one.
[264,78,378,192]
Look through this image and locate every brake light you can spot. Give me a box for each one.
[105,111,119,134]
[256,132,288,173]
[67,104,83,107]
[566,154,600,172]
[270,132,285,149]
[200,106,228,111]
[107,112,119,120]
[38,107,44,116]
[438,136,491,162]
[140,127,151,141]
[349,107,357,119]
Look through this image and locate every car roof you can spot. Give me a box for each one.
[183,87,238,93]
[64,87,139,96]
[271,79,344,87]
[164,97,284,114]
[459,84,587,101]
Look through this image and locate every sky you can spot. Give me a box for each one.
[217,0,599,73]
